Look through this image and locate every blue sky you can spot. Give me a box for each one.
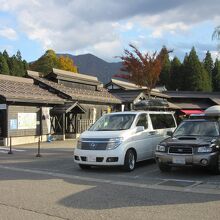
[0,0,219,62]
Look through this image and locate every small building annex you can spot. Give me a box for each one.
[105,78,179,111]
[0,74,64,146]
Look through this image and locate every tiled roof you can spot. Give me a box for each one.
[110,89,169,103]
[106,78,163,93]
[164,91,220,98]
[46,68,101,85]
[0,74,64,104]
[28,74,121,104]
[110,90,145,102]
[170,101,210,110]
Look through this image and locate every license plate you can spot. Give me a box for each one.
[88,155,96,162]
[172,156,186,164]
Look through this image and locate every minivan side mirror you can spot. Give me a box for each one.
[136,126,145,133]
[167,131,173,136]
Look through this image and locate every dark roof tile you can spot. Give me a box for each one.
[0,75,64,104]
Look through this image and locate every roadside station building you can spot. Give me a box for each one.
[0,69,121,146]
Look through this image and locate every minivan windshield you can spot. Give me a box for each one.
[173,121,220,137]
[89,114,136,131]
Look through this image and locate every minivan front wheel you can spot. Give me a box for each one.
[123,149,136,172]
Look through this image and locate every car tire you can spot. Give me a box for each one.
[210,155,220,175]
[123,149,136,172]
[158,163,171,172]
[79,164,91,170]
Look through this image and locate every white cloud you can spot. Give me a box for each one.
[210,50,220,60]
[0,27,17,40]
[151,22,191,38]
[0,0,220,60]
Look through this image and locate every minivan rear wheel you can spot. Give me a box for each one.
[158,163,171,172]
[123,149,136,172]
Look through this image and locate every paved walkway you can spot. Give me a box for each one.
[1,139,77,149]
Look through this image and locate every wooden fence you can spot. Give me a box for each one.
[77,119,94,133]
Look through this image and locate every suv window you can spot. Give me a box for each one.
[150,114,175,129]
[136,114,148,129]
[174,120,219,137]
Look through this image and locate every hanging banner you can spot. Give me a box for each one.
[18,113,37,129]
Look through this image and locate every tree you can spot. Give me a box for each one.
[119,44,165,96]
[212,26,220,51]
[158,46,171,87]
[203,51,213,86]
[3,50,9,61]
[182,47,211,91]
[30,50,78,75]
[212,26,220,40]
[29,49,60,74]
[58,56,78,72]
[8,55,22,76]
[169,56,181,90]
[212,59,220,91]
[0,53,10,75]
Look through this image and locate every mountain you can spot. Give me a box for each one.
[57,53,123,84]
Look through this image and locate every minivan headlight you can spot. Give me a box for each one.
[156,145,166,152]
[197,146,212,153]
[106,137,124,150]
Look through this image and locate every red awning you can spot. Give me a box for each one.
[181,109,204,115]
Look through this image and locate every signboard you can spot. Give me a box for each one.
[18,113,37,129]
[0,104,6,110]
[10,119,17,130]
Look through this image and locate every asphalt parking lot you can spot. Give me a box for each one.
[0,140,220,219]
[1,140,220,191]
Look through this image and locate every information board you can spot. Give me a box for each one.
[18,113,37,129]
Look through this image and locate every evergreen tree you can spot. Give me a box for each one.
[179,53,189,90]
[182,47,211,91]
[1,50,27,77]
[0,53,10,75]
[203,51,213,90]
[8,55,21,76]
[3,50,10,67]
[212,59,220,91]
[158,46,171,87]
[169,56,181,90]
[15,50,26,76]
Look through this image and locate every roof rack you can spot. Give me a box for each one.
[134,99,169,111]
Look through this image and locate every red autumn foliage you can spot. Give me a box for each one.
[118,44,166,95]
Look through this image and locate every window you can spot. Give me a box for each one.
[150,114,175,129]
[136,114,148,129]
[174,121,219,137]
[89,114,135,131]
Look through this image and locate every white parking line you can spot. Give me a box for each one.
[0,150,8,154]
[0,165,219,195]
[0,147,26,152]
